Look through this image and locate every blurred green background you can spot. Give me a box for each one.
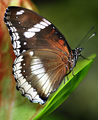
[33,0,98,120]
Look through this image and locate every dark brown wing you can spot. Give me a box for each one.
[13,49,69,104]
[4,6,73,104]
[4,6,71,57]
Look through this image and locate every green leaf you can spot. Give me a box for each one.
[0,54,96,120]
[34,54,96,120]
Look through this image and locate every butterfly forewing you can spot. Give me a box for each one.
[4,6,71,56]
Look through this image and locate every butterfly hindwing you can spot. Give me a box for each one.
[13,49,67,104]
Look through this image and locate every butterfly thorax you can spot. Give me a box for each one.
[62,47,83,74]
[60,51,74,75]
[71,47,83,68]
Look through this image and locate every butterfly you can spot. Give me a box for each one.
[4,6,83,105]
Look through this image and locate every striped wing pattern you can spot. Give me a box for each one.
[13,49,67,104]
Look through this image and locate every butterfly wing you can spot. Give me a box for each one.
[4,6,74,104]
[13,49,68,104]
[4,6,71,56]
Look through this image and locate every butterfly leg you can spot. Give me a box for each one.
[80,54,89,60]
[72,70,75,76]
[64,75,69,84]
[64,78,66,84]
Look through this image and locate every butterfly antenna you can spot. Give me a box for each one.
[76,26,96,48]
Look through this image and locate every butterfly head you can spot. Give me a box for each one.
[73,47,83,61]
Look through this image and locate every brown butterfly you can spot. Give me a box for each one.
[4,6,82,104]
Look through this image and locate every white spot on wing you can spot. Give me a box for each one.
[12,33,16,41]
[38,74,49,87]
[6,11,11,15]
[31,57,51,96]
[43,18,51,25]
[16,55,23,63]
[34,23,45,29]
[16,10,24,15]
[40,21,48,27]
[15,70,22,78]
[44,80,51,95]
[5,16,10,20]
[21,82,31,91]
[31,58,45,74]
[19,87,25,94]
[13,27,17,32]
[15,33,20,40]
[17,77,26,86]
[12,32,20,41]
[15,69,21,75]
[25,94,32,100]
[32,99,45,105]
[22,50,26,53]
[29,51,34,56]
[13,55,23,75]
[14,49,20,56]
[16,41,21,48]
[23,63,25,66]
[28,27,40,32]
[31,64,43,71]
[23,42,27,45]
[24,32,35,38]
[16,62,22,70]
[27,88,37,98]
[6,21,12,26]
[23,18,51,38]
[13,49,20,56]
[31,58,42,65]
[13,41,17,49]
[37,73,45,78]
[31,66,45,74]
[10,27,17,32]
